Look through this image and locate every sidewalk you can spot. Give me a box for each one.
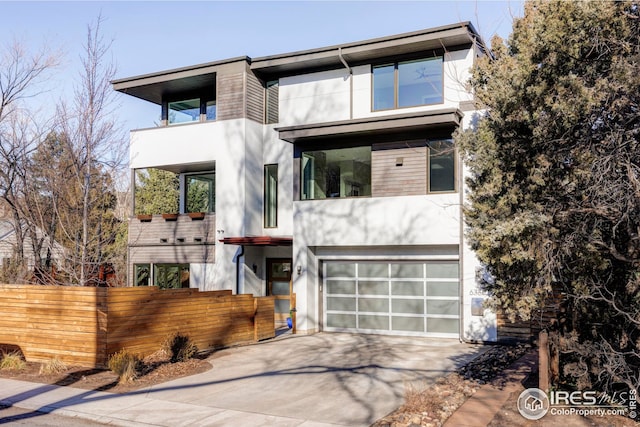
[443,350,538,427]
[0,377,342,426]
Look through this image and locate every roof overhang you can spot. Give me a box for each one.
[251,22,482,78]
[275,109,463,143]
[220,236,293,246]
[112,57,248,105]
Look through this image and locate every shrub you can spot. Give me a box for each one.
[108,349,140,384]
[0,351,26,371]
[163,332,198,363]
[39,357,67,375]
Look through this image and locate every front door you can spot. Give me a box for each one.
[267,259,292,323]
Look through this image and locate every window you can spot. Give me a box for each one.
[301,147,371,200]
[186,172,215,213]
[134,263,189,289]
[206,100,217,120]
[134,264,151,287]
[166,96,216,125]
[168,99,200,124]
[264,164,278,227]
[154,264,190,289]
[428,140,455,192]
[265,80,279,124]
[373,57,443,111]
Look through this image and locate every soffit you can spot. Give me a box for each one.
[275,109,463,143]
[112,57,248,105]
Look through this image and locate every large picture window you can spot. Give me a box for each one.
[186,172,215,213]
[373,57,443,111]
[301,146,371,200]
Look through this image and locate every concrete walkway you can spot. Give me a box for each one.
[0,333,486,426]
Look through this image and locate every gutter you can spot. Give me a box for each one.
[236,245,245,295]
[338,47,353,120]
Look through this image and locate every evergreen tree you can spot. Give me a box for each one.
[457,1,640,392]
[134,168,179,215]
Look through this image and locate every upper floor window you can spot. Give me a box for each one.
[166,96,216,125]
[185,172,215,213]
[265,80,279,124]
[301,146,371,200]
[372,57,443,111]
[169,99,200,124]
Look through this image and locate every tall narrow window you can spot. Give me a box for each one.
[264,164,278,227]
[265,80,279,124]
[428,140,455,192]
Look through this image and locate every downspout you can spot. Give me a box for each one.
[338,47,353,119]
[236,245,245,295]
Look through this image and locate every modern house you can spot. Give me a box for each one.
[112,22,497,342]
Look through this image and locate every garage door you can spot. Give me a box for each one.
[323,261,459,337]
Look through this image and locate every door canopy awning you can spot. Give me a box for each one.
[220,236,293,246]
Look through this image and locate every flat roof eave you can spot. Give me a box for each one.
[275,109,463,143]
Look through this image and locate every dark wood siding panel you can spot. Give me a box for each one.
[217,72,245,120]
[371,145,427,197]
[128,214,216,246]
[246,71,264,123]
[129,244,215,265]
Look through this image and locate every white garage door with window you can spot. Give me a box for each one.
[323,261,459,337]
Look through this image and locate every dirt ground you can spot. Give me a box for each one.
[0,350,212,394]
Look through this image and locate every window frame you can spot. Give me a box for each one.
[300,146,372,201]
[427,139,457,193]
[264,164,278,228]
[184,171,216,214]
[371,56,444,112]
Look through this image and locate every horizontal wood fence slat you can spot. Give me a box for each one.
[0,285,275,368]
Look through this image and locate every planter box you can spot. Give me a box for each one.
[188,212,206,220]
[136,214,152,222]
[162,213,179,221]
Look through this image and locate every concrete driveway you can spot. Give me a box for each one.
[141,332,486,426]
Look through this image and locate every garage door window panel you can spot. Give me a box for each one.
[391,280,425,296]
[328,313,357,329]
[427,281,458,297]
[427,318,459,334]
[326,280,356,294]
[327,297,356,311]
[392,317,425,332]
[392,298,425,314]
[358,297,389,313]
[359,315,389,330]
[358,280,389,295]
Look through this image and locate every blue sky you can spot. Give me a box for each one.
[1,1,524,130]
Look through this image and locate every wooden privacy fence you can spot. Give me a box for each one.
[0,285,275,368]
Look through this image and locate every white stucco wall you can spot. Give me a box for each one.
[279,69,351,126]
